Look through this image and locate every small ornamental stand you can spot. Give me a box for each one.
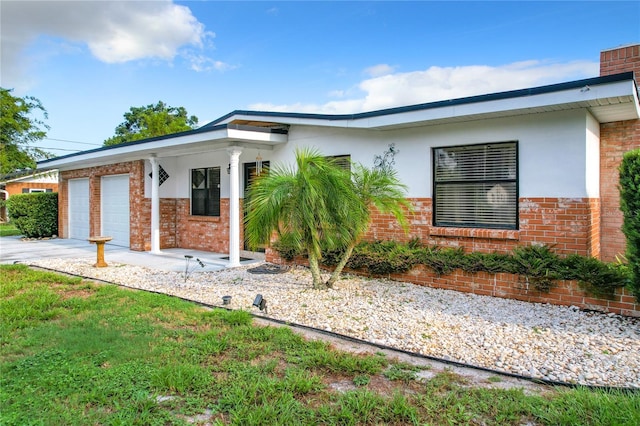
[88,236,112,267]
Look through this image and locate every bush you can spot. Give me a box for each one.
[619,149,640,300]
[320,240,630,296]
[274,232,633,297]
[562,254,632,298]
[6,192,58,238]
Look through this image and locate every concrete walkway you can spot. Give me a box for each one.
[0,236,263,272]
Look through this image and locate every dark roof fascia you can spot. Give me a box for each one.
[38,123,229,166]
[204,72,636,127]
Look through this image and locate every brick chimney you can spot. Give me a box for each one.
[599,43,640,262]
[600,43,640,78]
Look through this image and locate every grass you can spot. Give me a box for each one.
[1,264,639,425]
[0,222,21,237]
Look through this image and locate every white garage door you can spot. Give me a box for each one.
[68,178,89,240]
[101,175,130,247]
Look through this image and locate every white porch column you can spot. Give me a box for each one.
[149,155,161,254]
[227,147,243,267]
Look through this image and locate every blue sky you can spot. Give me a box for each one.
[2,1,639,157]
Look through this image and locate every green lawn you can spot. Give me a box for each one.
[0,222,21,237]
[1,264,638,425]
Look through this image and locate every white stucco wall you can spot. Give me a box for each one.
[146,108,598,200]
[276,109,595,198]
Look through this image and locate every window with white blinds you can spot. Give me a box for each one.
[433,142,518,229]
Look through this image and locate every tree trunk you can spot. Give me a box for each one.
[308,252,324,289]
[325,244,355,288]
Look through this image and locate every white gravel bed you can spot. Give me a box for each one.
[29,258,640,388]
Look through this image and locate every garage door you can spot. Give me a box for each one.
[101,175,130,247]
[68,178,89,240]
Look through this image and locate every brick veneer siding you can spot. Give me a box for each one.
[175,198,242,254]
[5,182,58,196]
[59,161,146,250]
[599,44,640,261]
[599,120,640,261]
[387,267,638,317]
[362,197,599,256]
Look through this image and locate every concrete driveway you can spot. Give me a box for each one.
[0,236,262,272]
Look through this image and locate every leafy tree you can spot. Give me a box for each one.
[244,148,366,289]
[619,148,640,300]
[325,165,411,286]
[104,101,198,146]
[0,88,50,174]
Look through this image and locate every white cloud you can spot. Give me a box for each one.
[249,59,599,114]
[185,54,236,73]
[364,64,396,77]
[1,0,217,89]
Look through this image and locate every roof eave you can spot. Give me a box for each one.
[208,73,639,130]
[38,125,288,171]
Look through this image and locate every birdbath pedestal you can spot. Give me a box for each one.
[88,236,112,267]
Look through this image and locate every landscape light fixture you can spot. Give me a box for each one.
[252,294,268,314]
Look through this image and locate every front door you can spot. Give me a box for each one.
[243,161,269,251]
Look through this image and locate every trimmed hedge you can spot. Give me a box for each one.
[620,148,640,300]
[278,239,633,299]
[6,192,58,238]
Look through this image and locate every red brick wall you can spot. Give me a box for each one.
[388,267,638,317]
[600,44,640,77]
[59,161,146,250]
[175,198,240,253]
[5,182,58,196]
[599,44,640,261]
[362,197,599,256]
[138,198,178,250]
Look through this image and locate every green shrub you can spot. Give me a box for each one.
[416,246,465,275]
[562,254,632,298]
[6,192,58,238]
[347,240,418,275]
[510,245,561,292]
[275,231,632,297]
[619,148,640,301]
[325,240,629,296]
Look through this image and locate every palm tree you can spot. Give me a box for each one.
[325,164,411,286]
[244,147,366,289]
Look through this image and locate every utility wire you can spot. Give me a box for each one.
[43,137,102,146]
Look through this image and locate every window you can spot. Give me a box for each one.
[22,188,52,193]
[433,142,517,229]
[328,154,351,171]
[191,167,221,216]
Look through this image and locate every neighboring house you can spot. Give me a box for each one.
[37,45,640,314]
[0,170,59,222]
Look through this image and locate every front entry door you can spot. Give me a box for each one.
[243,161,269,251]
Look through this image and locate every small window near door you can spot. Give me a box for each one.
[22,188,47,193]
[191,167,221,216]
[328,154,351,171]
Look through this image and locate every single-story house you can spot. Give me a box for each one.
[0,170,59,222]
[36,45,639,314]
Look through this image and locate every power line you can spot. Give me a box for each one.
[30,146,84,152]
[43,138,102,146]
